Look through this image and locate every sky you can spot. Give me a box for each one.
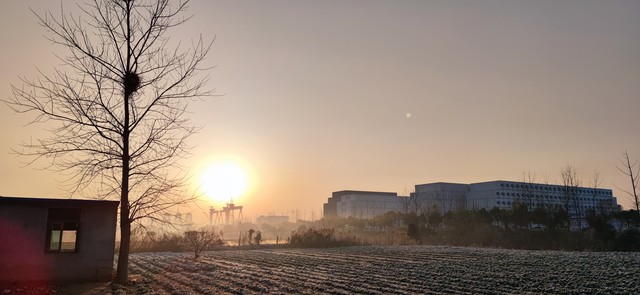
[1,1,640,222]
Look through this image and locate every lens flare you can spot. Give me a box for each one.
[200,160,249,202]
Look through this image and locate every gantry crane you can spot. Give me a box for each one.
[209,201,243,225]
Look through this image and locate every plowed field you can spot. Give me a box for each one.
[125,245,639,294]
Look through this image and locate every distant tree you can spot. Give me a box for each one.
[521,171,537,212]
[401,195,423,227]
[254,231,262,245]
[490,207,509,230]
[184,228,223,259]
[373,211,401,229]
[616,150,640,212]
[585,211,615,245]
[545,206,570,232]
[616,227,640,251]
[248,229,255,246]
[427,209,443,229]
[238,231,246,246]
[614,210,640,230]
[407,223,420,241]
[4,0,212,283]
[475,208,493,225]
[402,194,423,216]
[511,202,530,230]
[531,206,548,229]
[590,170,602,210]
[560,164,583,229]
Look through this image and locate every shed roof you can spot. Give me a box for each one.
[0,196,119,208]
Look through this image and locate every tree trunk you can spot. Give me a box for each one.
[114,120,131,283]
[115,2,133,284]
[114,112,130,284]
[115,207,130,284]
[625,153,640,211]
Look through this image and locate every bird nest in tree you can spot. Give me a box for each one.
[124,72,141,96]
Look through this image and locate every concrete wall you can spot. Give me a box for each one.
[0,198,118,284]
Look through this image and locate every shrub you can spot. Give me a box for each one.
[616,228,640,251]
[183,227,224,259]
[130,231,184,253]
[407,224,420,241]
[289,228,362,248]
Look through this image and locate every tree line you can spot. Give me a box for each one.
[325,205,640,251]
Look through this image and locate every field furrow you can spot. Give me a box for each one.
[127,245,640,294]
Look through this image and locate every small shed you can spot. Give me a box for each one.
[0,196,119,284]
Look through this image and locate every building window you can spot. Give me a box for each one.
[46,208,80,253]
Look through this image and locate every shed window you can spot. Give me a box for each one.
[46,208,80,253]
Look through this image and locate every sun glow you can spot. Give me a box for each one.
[199,157,251,202]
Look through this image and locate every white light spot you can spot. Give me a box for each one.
[406,112,412,119]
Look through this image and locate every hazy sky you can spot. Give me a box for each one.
[1,1,640,221]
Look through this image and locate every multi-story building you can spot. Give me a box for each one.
[324,180,620,221]
[323,190,405,219]
[466,180,618,215]
[411,182,469,212]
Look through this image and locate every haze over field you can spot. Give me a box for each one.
[1,1,640,221]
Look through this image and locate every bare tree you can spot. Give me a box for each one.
[248,228,255,246]
[560,164,583,229]
[254,231,262,245]
[521,171,536,212]
[184,227,223,259]
[616,150,640,212]
[541,172,552,186]
[402,193,423,216]
[590,169,601,213]
[4,0,211,283]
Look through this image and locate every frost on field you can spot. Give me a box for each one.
[127,246,640,294]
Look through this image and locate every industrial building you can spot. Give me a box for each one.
[323,190,405,219]
[324,180,620,220]
[256,215,290,225]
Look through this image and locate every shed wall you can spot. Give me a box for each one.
[0,200,117,284]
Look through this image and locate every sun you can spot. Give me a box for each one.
[200,159,250,202]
